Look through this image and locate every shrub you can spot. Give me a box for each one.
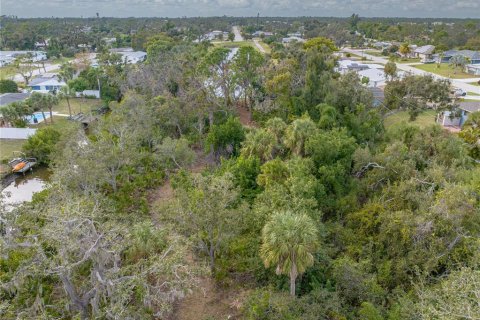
[0,79,18,93]
[22,127,61,165]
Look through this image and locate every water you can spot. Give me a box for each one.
[25,112,51,124]
[1,167,50,210]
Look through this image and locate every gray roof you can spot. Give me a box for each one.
[0,93,30,106]
[458,101,480,113]
[415,45,435,55]
[0,128,37,139]
[443,50,480,60]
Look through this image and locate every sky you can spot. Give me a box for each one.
[2,0,480,18]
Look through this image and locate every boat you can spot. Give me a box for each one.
[8,152,37,174]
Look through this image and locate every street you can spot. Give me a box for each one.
[232,26,244,42]
[342,48,480,98]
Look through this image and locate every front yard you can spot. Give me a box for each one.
[413,63,474,79]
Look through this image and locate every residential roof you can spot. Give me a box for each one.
[0,128,37,139]
[414,45,435,55]
[28,76,66,87]
[443,50,480,60]
[458,101,480,114]
[0,93,30,106]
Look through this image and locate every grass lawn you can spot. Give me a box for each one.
[467,92,480,96]
[384,110,438,129]
[0,139,25,162]
[256,40,272,54]
[413,63,473,79]
[0,65,18,80]
[212,40,255,49]
[398,58,421,64]
[52,98,103,115]
[468,82,480,86]
[365,50,383,57]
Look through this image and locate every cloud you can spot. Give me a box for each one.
[2,0,479,17]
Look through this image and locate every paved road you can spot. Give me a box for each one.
[342,48,480,95]
[12,63,61,82]
[253,39,266,54]
[232,26,244,42]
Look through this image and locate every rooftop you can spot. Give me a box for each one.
[0,93,30,106]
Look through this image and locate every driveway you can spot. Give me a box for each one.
[253,39,266,54]
[342,48,480,95]
[232,26,244,42]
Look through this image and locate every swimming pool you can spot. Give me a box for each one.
[25,112,50,124]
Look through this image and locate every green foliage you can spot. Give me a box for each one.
[22,127,61,165]
[206,116,245,157]
[0,79,18,93]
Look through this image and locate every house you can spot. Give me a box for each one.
[336,59,384,74]
[0,51,47,67]
[119,51,147,64]
[0,93,30,106]
[436,101,480,128]
[414,45,435,62]
[252,31,274,37]
[28,75,66,93]
[434,50,480,64]
[466,64,480,76]
[358,68,386,87]
[372,41,391,50]
[282,36,305,44]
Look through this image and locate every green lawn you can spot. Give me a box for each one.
[0,139,25,162]
[212,40,255,49]
[52,98,103,115]
[384,110,438,129]
[398,58,421,64]
[0,65,18,80]
[365,50,383,57]
[413,63,473,79]
[255,40,272,54]
[468,82,480,86]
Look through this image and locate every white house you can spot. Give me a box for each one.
[437,102,480,128]
[466,64,480,76]
[0,51,47,67]
[358,68,387,87]
[118,51,147,64]
[414,45,435,62]
[28,75,66,93]
[282,36,305,44]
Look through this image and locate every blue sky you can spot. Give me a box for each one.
[3,0,480,18]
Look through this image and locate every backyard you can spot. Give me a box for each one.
[413,63,474,79]
[384,110,438,129]
[0,139,25,162]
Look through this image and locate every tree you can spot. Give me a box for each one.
[206,116,245,158]
[284,116,317,156]
[0,101,32,127]
[304,37,338,52]
[0,79,18,93]
[228,32,235,42]
[155,137,196,169]
[233,46,264,110]
[384,61,397,81]
[58,62,76,83]
[399,43,411,57]
[58,85,74,117]
[260,211,319,297]
[449,54,468,72]
[13,53,35,84]
[22,126,61,164]
[459,111,480,160]
[170,173,242,273]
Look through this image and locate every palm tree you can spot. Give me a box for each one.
[260,211,319,297]
[449,55,468,74]
[399,43,411,58]
[58,85,74,117]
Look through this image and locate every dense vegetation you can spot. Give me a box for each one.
[1,20,479,320]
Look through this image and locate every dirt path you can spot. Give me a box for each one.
[236,103,257,128]
[173,276,245,320]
